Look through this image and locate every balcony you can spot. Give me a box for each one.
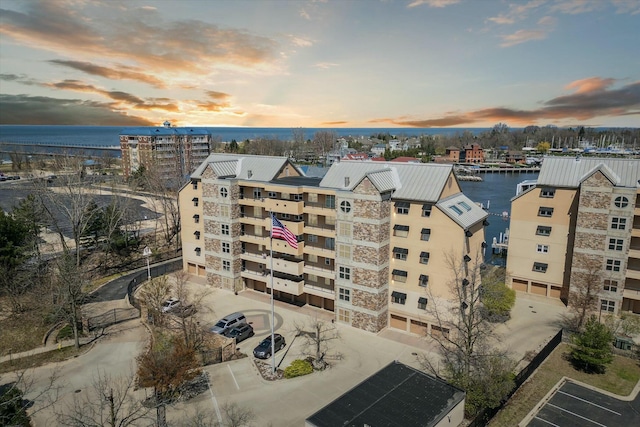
[240,250,267,263]
[304,264,335,280]
[627,269,640,281]
[303,224,336,238]
[629,248,640,260]
[271,276,304,295]
[238,197,265,208]
[241,268,269,283]
[271,256,304,276]
[304,282,335,299]
[270,238,304,256]
[304,244,335,258]
[304,202,336,216]
[240,214,267,227]
[239,232,268,246]
[264,198,303,215]
[623,287,640,301]
[633,228,640,238]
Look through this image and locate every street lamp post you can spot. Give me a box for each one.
[143,246,152,281]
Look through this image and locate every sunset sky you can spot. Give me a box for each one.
[0,0,638,128]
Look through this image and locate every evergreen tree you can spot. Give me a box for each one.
[571,316,614,373]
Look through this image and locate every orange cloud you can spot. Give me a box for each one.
[48,60,166,88]
[373,79,640,127]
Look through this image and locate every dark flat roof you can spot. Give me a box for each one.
[306,361,465,427]
[271,176,323,187]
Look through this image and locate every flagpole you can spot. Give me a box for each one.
[269,211,276,374]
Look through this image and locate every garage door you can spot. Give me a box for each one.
[390,314,407,330]
[531,282,547,296]
[410,320,428,335]
[187,263,197,274]
[198,265,206,276]
[549,286,562,298]
[512,279,528,292]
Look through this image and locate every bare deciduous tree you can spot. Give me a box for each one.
[170,270,210,349]
[1,370,60,426]
[419,250,515,417]
[312,131,337,166]
[293,316,341,370]
[568,254,603,331]
[138,276,172,327]
[50,254,89,349]
[56,370,150,427]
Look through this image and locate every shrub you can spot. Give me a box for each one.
[284,359,313,379]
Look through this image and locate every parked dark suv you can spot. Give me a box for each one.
[253,334,286,359]
[225,324,254,343]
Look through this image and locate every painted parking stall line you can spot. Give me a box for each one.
[556,390,621,415]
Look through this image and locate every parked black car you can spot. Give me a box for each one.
[253,333,286,359]
[225,324,254,343]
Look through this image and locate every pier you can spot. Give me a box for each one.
[0,142,120,158]
[476,167,540,173]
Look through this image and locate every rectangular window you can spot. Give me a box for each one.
[222,260,231,271]
[281,192,289,200]
[193,214,200,224]
[294,215,303,221]
[338,244,351,259]
[422,204,432,217]
[418,274,429,287]
[253,189,262,199]
[540,188,555,198]
[194,231,200,240]
[601,299,615,312]
[608,239,624,251]
[391,291,407,304]
[192,197,199,207]
[421,228,431,241]
[458,201,472,212]
[293,194,303,201]
[418,297,428,310]
[606,259,621,272]
[221,224,229,235]
[449,204,463,215]
[307,193,318,203]
[533,262,548,273]
[268,191,277,198]
[393,247,408,261]
[536,244,549,253]
[307,234,318,243]
[604,280,618,293]
[222,242,230,253]
[325,238,335,250]
[281,213,290,220]
[339,266,351,280]
[325,195,336,209]
[393,224,409,238]
[338,308,350,323]
[325,257,331,266]
[307,214,318,226]
[307,274,317,282]
[611,217,626,230]
[325,215,336,226]
[220,205,230,218]
[420,251,430,264]
[538,207,554,217]
[339,223,352,237]
[395,201,409,215]
[339,288,350,302]
[307,254,317,263]
[195,247,201,256]
[192,181,198,190]
[392,269,408,283]
[536,226,552,236]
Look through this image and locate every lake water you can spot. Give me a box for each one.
[460,172,539,265]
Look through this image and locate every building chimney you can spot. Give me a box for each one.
[345,176,350,187]
[248,170,253,178]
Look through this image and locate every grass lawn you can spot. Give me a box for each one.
[0,313,51,355]
[0,345,89,374]
[489,343,640,427]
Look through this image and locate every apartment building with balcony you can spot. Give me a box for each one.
[506,157,640,315]
[120,121,212,182]
[179,154,487,334]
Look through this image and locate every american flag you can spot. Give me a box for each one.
[271,214,298,249]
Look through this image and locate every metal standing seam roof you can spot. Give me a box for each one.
[120,127,212,136]
[537,157,640,188]
[319,161,454,202]
[189,154,295,181]
[436,193,488,230]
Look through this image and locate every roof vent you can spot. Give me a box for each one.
[345,177,350,186]
[248,170,253,179]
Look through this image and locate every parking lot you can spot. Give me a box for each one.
[526,380,640,427]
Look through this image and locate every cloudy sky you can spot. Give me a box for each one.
[0,0,638,128]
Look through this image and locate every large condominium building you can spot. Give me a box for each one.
[119,121,212,181]
[179,154,487,334]
[507,157,640,315]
